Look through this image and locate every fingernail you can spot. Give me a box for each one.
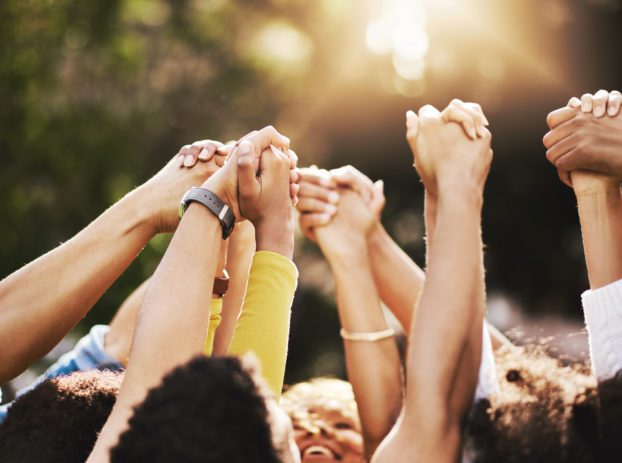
[198,148,210,160]
[477,125,486,137]
[325,204,337,215]
[319,213,331,224]
[238,140,253,155]
[581,102,590,112]
[468,126,477,139]
[328,191,340,204]
[609,106,618,116]
[320,177,332,187]
[594,106,605,117]
[184,155,194,167]
[177,155,185,167]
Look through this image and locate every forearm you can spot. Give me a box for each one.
[575,183,622,289]
[327,242,402,458]
[104,279,150,367]
[404,186,484,432]
[89,204,221,461]
[367,223,425,331]
[214,222,255,355]
[0,188,154,383]
[424,191,437,254]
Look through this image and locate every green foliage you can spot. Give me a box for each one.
[0,0,297,331]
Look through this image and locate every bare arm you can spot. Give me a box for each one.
[374,104,491,463]
[105,242,229,365]
[213,221,255,355]
[88,128,292,461]
[366,223,425,331]
[572,172,622,289]
[88,202,222,462]
[0,189,154,384]
[316,190,402,458]
[0,142,226,384]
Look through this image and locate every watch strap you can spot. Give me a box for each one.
[179,187,235,239]
[213,269,230,297]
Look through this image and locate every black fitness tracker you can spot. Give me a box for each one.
[178,187,235,239]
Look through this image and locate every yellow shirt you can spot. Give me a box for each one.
[202,251,298,397]
[203,298,223,356]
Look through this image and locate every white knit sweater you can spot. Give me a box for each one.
[582,279,622,382]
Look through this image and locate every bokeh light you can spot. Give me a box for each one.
[365,0,429,91]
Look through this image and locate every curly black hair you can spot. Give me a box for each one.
[110,355,282,463]
[0,369,122,463]
[464,346,622,462]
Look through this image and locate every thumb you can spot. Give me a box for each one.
[406,110,419,149]
[237,140,259,200]
[369,180,386,215]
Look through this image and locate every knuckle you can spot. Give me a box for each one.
[546,112,555,128]
[545,148,556,163]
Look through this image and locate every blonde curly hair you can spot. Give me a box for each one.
[280,378,361,435]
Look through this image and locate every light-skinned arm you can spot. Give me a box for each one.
[297,103,505,347]
[0,140,227,384]
[87,127,291,462]
[314,188,402,458]
[213,221,256,355]
[373,103,492,463]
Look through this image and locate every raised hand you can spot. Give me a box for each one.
[406,101,492,198]
[297,166,384,242]
[544,91,622,187]
[567,89,622,118]
[138,140,227,234]
[237,142,295,258]
[200,126,292,223]
[176,139,228,168]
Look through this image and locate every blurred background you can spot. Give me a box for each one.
[1,0,622,396]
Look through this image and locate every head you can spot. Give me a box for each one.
[0,369,122,463]
[465,346,622,462]
[281,378,365,463]
[111,354,299,463]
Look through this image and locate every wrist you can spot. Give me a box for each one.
[255,216,295,259]
[122,186,161,238]
[202,178,229,206]
[437,173,484,198]
[572,172,621,199]
[321,233,368,266]
[437,182,483,211]
[367,222,386,248]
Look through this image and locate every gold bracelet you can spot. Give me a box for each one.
[340,327,395,342]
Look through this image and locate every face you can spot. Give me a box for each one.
[292,403,365,463]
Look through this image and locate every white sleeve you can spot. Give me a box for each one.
[582,279,622,382]
[474,322,499,401]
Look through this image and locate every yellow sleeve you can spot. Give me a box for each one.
[203,298,223,356]
[227,251,298,397]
